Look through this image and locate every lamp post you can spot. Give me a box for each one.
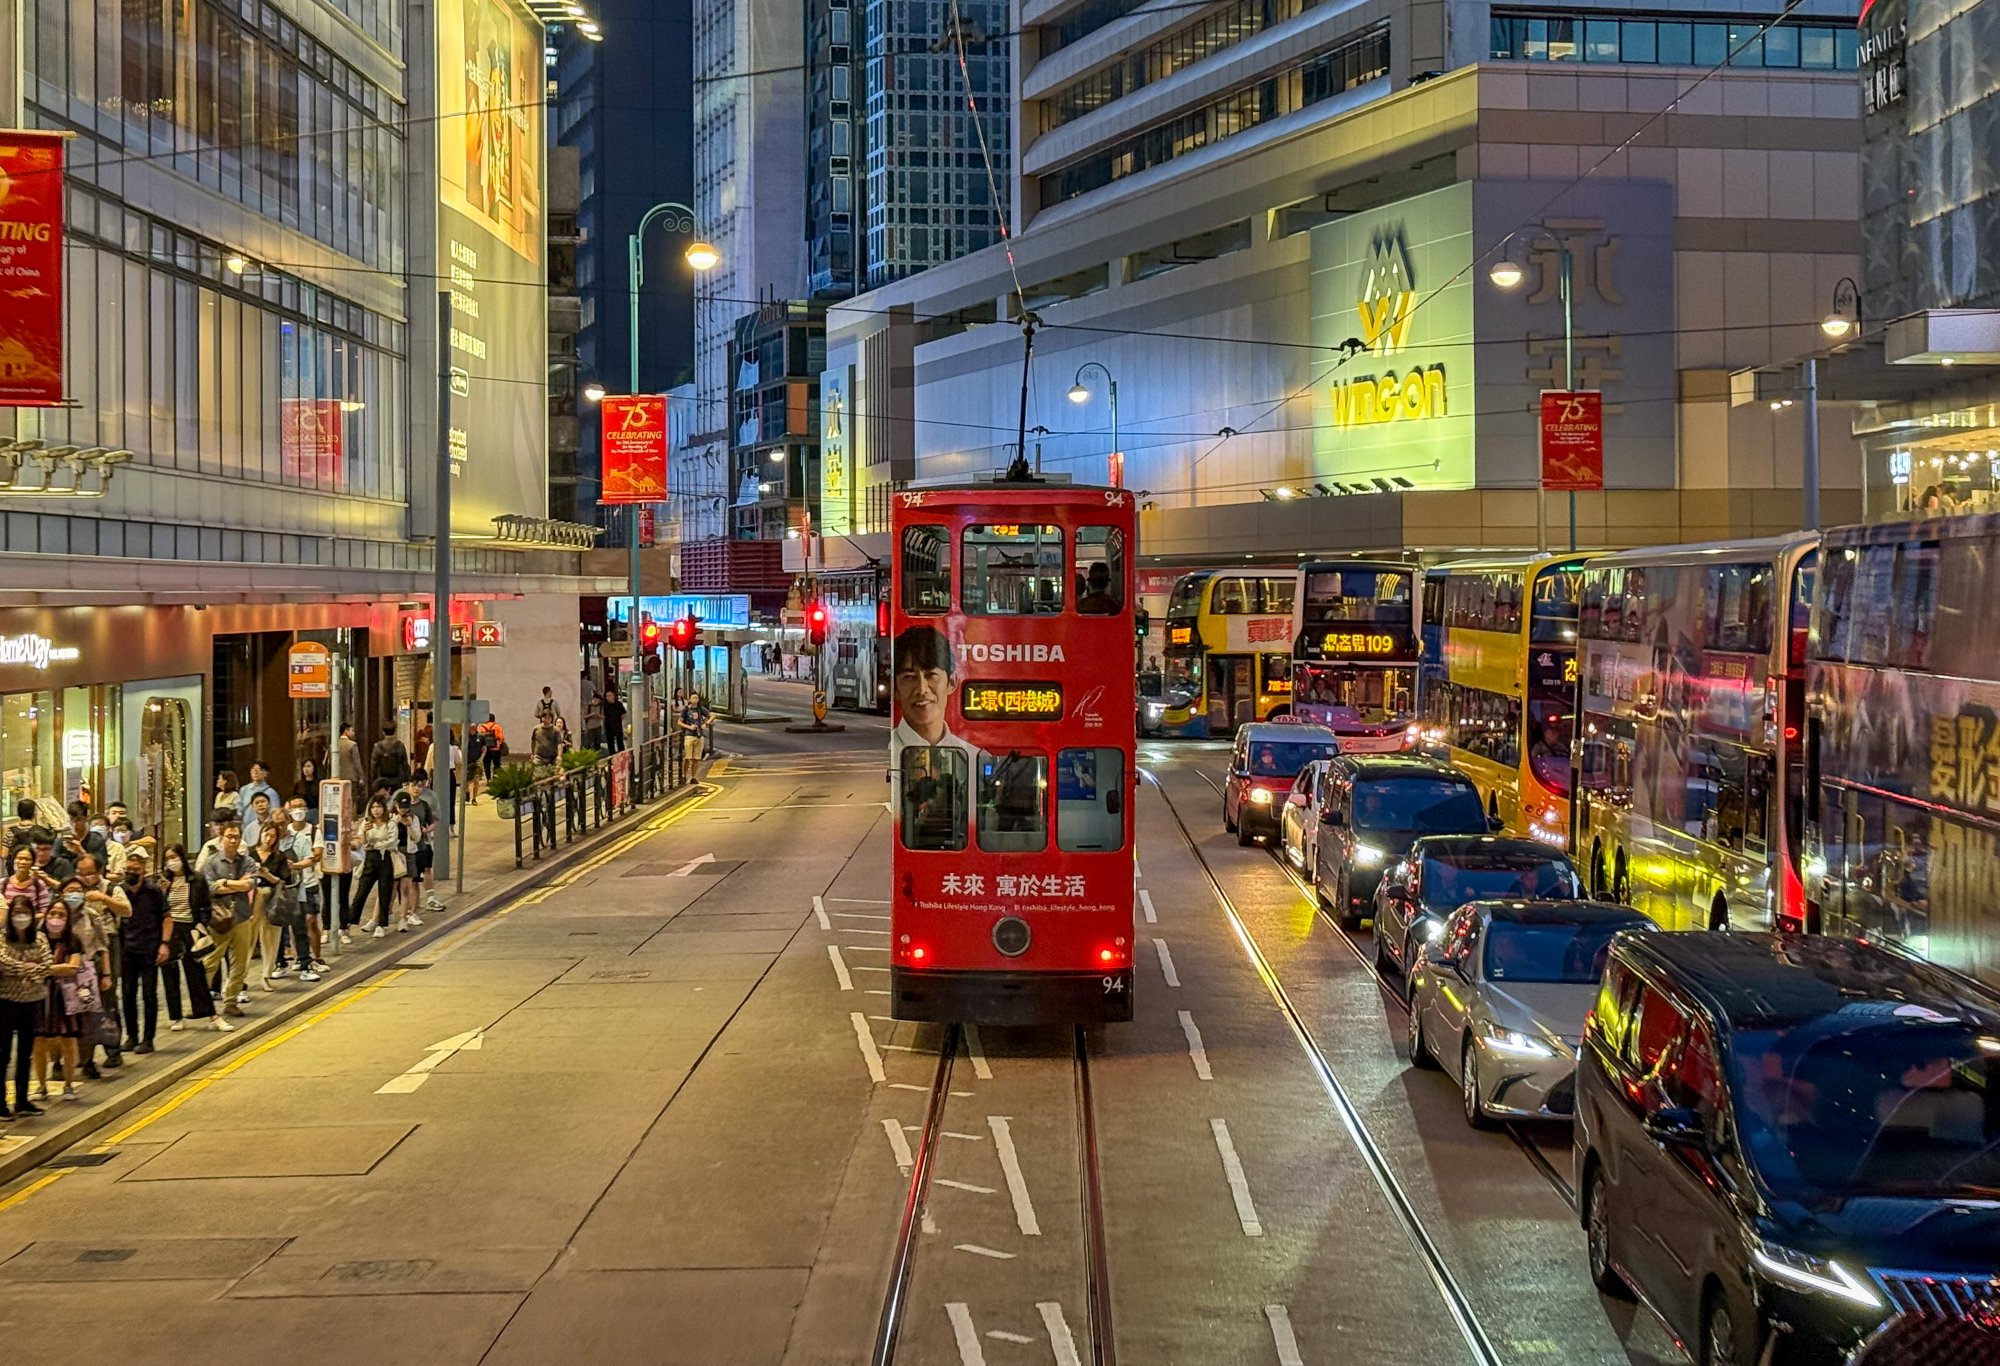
[1067,362,1120,486]
[1821,277,1862,340]
[1490,232,1576,552]
[620,201,716,758]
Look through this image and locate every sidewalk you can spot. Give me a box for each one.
[0,777,706,1187]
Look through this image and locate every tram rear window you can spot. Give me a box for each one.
[977,749,1048,852]
[1057,748,1126,851]
[901,526,952,614]
[899,747,969,851]
[1075,527,1127,615]
[963,525,1064,616]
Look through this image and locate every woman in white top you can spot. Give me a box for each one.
[348,797,401,938]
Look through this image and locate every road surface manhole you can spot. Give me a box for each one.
[588,969,654,981]
[330,1259,434,1284]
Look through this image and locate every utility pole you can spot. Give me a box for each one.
[1801,357,1821,531]
[431,289,454,882]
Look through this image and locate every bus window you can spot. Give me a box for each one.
[1056,748,1125,851]
[1214,577,1250,614]
[1849,544,1898,665]
[1530,565,1584,643]
[1263,653,1292,697]
[1889,539,1939,669]
[963,525,1064,615]
[1074,527,1126,615]
[900,747,969,850]
[1579,713,1634,807]
[977,750,1048,852]
[1789,551,1816,668]
[1707,563,1774,653]
[901,525,952,614]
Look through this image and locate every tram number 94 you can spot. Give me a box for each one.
[1102,976,1127,994]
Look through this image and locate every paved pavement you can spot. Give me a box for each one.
[0,705,1684,1366]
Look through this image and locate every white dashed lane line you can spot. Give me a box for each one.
[1210,1117,1264,1236]
[1153,937,1181,987]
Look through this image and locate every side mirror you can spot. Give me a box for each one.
[1488,813,1506,832]
[1325,810,1346,827]
[1643,1105,1705,1147]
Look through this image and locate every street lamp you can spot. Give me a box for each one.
[622,200,718,757]
[1067,361,1120,486]
[581,380,607,403]
[1490,228,1578,552]
[1821,277,1862,339]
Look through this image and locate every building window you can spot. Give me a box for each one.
[1490,12,1859,69]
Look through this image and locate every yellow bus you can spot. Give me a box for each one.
[1160,569,1296,736]
[1417,553,1595,847]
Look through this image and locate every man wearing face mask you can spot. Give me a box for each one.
[73,855,129,1073]
[282,802,326,982]
[199,826,258,1017]
[117,849,166,1053]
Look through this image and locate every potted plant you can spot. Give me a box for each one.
[559,747,602,772]
[488,763,535,819]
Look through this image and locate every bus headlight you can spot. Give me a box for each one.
[1249,788,1273,806]
[1352,843,1386,866]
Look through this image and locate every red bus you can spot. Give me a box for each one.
[889,481,1137,1024]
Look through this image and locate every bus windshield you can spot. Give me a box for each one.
[1296,664,1415,725]
[1301,568,1412,626]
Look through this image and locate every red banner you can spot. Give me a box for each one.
[1539,389,1604,492]
[281,399,346,485]
[600,394,668,504]
[0,132,67,407]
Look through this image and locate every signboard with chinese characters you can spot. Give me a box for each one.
[599,394,668,504]
[281,399,345,486]
[1472,181,1677,492]
[1317,631,1403,658]
[1221,615,1294,654]
[1859,0,1907,115]
[821,366,853,536]
[287,642,332,698]
[1309,183,1475,489]
[0,131,67,407]
[435,0,547,534]
[960,681,1064,722]
[1539,390,1605,491]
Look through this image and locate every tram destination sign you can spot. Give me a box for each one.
[961,681,1064,722]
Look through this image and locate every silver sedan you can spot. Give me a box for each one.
[1406,899,1652,1129]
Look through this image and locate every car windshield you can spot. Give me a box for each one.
[1354,778,1485,833]
[1730,1016,2000,1199]
[1247,741,1336,777]
[1483,919,1638,984]
[1422,852,1581,909]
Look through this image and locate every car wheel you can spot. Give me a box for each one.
[1584,1166,1631,1298]
[1223,804,1237,834]
[1407,999,1436,1069]
[1236,821,1254,847]
[1372,920,1389,970]
[1460,1040,1494,1129]
[1337,870,1362,931]
[1700,1289,1751,1366]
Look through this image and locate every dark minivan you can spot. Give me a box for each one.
[1576,933,2000,1366]
[1309,755,1490,930]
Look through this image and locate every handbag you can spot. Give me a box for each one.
[390,849,409,879]
[266,879,305,929]
[59,955,98,1015]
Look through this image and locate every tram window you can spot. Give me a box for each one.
[963,525,1064,615]
[899,747,969,851]
[1074,526,1126,615]
[976,749,1048,852]
[1056,748,1125,851]
[901,525,952,614]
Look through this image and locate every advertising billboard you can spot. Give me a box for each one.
[437,0,547,533]
[599,395,668,503]
[0,132,67,407]
[1539,390,1605,491]
[821,366,853,536]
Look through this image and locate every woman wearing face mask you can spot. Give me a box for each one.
[348,797,399,939]
[0,895,53,1117]
[4,846,52,917]
[282,802,325,982]
[292,758,323,825]
[156,846,225,1033]
[118,849,167,1054]
[248,824,291,993]
[31,894,87,1102]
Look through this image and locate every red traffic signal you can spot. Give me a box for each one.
[667,615,699,654]
[639,615,662,650]
[806,601,830,646]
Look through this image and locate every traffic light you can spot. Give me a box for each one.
[807,600,830,647]
[640,615,662,652]
[1135,606,1151,640]
[667,615,700,654]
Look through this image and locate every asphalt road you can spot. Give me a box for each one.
[0,699,1685,1366]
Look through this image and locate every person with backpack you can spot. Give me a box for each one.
[466,724,492,804]
[370,723,412,789]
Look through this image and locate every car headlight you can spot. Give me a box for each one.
[1747,1237,1882,1309]
[1482,1024,1556,1059]
[1249,788,1273,805]
[1144,702,1165,719]
[1352,842,1386,866]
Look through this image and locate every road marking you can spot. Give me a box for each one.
[834,911,891,920]
[827,896,891,904]
[827,944,854,991]
[955,1244,1015,1260]
[1210,1118,1263,1236]
[668,852,717,876]
[812,896,830,929]
[1178,1010,1213,1081]
[986,1330,1033,1345]
[1265,1305,1304,1366]
[1038,1302,1083,1366]
[843,928,891,936]
[987,1116,1040,1235]
[1153,937,1181,987]
[882,1117,914,1172]
[865,989,891,995]
[946,1303,989,1365]
[963,1023,993,1080]
[936,1178,995,1194]
[850,1012,886,1083]
[852,965,892,973]
[375,1026,487,1093]
[844,944,889,953]
[1139,889,1157,924]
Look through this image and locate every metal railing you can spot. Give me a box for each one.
[506,736,694,866]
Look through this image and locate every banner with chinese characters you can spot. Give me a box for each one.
[0,131,67,407]
[599,394,668,504]
[1540,390,1605,491]
[281,399,346,485]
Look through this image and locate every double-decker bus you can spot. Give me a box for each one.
[1806,513,2000,988]
[1289,559,1419,753]
[820,564,889,713]
[1417,554,1594,845]
[1572,533,1817,931]
[888,481,1137,1023]
[1159,569,1296,736]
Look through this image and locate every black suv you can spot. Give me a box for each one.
[1309,756,1489,930]
[1576,932,2000,1366]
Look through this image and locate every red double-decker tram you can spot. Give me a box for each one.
[888,481,1137,1024]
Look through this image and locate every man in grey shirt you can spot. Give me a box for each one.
[199,825,259,1017]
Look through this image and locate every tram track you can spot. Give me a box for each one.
[870,1025,1117,1366]
[1184,766,1580,1209]
[1148,767,1511,1366]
